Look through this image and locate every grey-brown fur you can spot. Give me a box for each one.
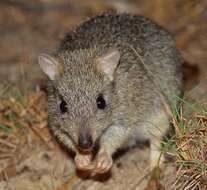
[39,13,183,174]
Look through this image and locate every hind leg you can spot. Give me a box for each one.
[148,112,170,170]
[150,135,164,170]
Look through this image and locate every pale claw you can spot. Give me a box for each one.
[74,154,93,171]
[95,149,113,174]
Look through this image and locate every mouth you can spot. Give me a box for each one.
[78,146,93,154]
[77,139,100,155]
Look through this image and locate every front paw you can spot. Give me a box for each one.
[94,148,113,174]
[74,153,94,171]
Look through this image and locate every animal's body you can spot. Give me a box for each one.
[38,13,183,174]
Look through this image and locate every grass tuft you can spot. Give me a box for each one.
[164,94,207,190]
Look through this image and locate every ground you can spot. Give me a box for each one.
[0,1,206,190]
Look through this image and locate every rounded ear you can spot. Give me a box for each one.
[96,49,120,81]
[38,54,62,80]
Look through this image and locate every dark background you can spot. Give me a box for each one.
[0,0,206,90]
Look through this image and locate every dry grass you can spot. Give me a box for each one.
[163,90,207,189]
[173,112,207,189]
[0,84,51,181]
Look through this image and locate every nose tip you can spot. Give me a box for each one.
[78,133,93,150]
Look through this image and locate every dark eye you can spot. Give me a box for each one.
[96,94,106,110]
[60,100,68,113]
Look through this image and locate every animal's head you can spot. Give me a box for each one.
[38,48,120,153]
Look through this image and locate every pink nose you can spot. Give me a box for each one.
[78,132,93,150]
